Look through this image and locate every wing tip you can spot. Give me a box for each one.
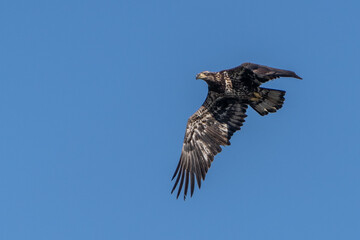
[293,73,302,80]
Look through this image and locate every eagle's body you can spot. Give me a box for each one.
[171,62,301,199]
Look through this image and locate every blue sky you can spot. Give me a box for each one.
[1,0,360,239]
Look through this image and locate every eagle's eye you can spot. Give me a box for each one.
[196,71,211,80]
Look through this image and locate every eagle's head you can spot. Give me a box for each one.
[196,71,216,82]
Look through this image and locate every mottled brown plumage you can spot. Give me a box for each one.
[172,63,301,199]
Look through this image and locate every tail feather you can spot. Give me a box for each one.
[250,88,286,116]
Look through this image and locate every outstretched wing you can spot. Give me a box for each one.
[171,96,248,199]
[223,62,302,87]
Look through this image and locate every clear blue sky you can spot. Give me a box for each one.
[1,0,359,239]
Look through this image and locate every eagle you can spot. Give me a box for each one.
[171,62,301,199]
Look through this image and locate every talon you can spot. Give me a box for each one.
[253,92,261,98]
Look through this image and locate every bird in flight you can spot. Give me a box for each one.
[171,62,301,200]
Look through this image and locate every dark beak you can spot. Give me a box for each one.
[196,74,200,80]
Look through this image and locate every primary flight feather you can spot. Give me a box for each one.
[171,62,302,200]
